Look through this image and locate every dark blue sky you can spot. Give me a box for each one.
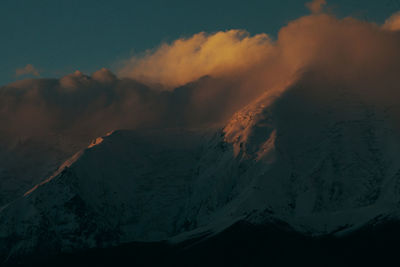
[1,0,399,85]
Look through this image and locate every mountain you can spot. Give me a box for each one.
[2,76,400,265]
[0,129,212,261]
[0,133,88,208]
[0,74,242,210]
[183,79,400,236]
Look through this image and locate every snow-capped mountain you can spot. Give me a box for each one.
[2,77,400,264]
[184,80,400,236]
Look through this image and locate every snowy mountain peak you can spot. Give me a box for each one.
[185,81,400,235]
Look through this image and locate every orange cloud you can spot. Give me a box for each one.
[383,11,400,31]
[15,64,40,77]
[118,30,273,89]
[305,0,327,14]
[3,11,400,153]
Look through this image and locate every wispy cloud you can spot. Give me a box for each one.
[383,11,400,31]
[15,64,40,77]
[305,0,327,14]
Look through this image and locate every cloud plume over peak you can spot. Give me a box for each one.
[2,11,400,155]
[118,30,273,89]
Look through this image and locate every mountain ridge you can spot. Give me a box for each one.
[2,78,400,263]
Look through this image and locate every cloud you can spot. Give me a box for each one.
[383,11,400,31]
[2,11,400,157]
[305,0,327,14]
[15,64,40,77]
[92,68,117,83]
[118,30,273,89]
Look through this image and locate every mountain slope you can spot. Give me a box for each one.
[0,129,209,261]
[2,76,400,263]
[0,135,83,208]
[184,79,400,235]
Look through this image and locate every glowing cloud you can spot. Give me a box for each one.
[305,0,327,14]
[383,11,400,31]
[2,11,400,154]
[118,30,273,89]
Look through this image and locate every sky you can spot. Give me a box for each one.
[0,0,399,86]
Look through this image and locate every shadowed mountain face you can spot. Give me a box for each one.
[0,75,241,208]
[2,73,400,266]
